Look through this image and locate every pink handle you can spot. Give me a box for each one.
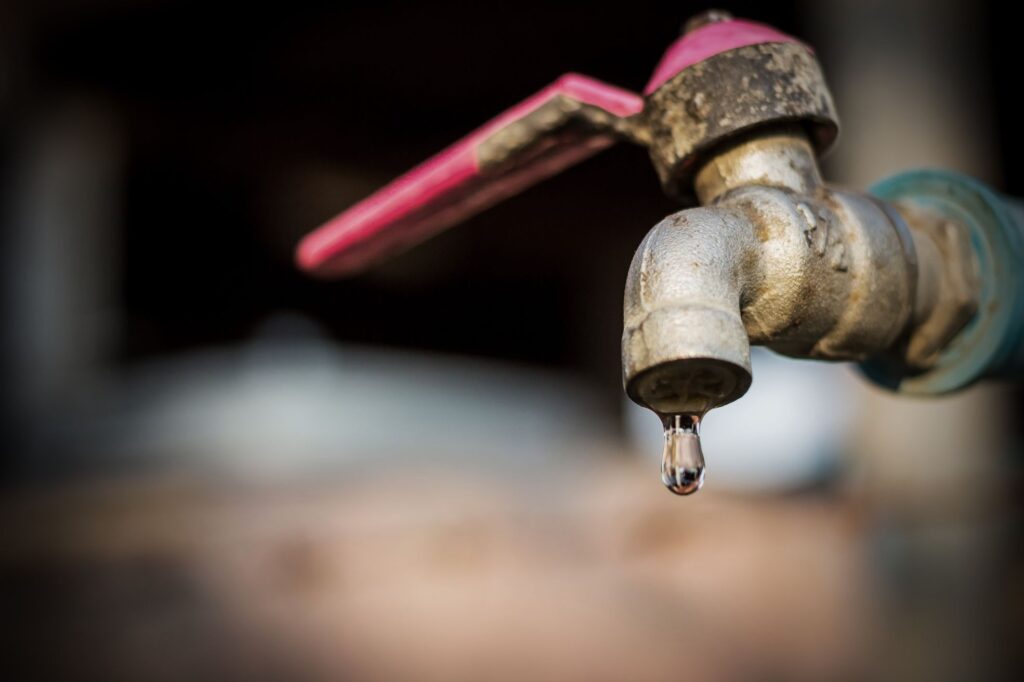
[643,19,803,95]
[296,74,643,277]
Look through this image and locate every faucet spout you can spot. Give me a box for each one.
[622,204,757,415]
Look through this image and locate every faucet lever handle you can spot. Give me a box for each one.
[296,74,645,277]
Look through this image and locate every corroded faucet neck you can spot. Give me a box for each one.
[694,128,823,205]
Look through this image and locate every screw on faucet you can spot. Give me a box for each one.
[683,9,733,34]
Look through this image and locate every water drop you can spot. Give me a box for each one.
[660,413,705,496]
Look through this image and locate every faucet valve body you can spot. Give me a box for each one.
[622,130,921,415]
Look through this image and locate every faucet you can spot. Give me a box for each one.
[296,11,1024,492]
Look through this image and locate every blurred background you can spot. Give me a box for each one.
[1,0,1023,680]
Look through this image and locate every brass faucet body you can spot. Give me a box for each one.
[622,126,979,415]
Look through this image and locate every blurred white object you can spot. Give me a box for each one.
[50,314,617,479]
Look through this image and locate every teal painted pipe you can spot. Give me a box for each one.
[864,170,1024,394]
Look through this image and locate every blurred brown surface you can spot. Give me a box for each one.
[1,465,869,681]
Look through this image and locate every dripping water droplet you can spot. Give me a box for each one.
[660,414,705,496]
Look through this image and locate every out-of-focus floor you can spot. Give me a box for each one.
[2,466,870,682]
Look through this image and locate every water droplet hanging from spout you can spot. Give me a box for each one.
[661,413,705,496]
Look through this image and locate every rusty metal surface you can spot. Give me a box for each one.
[644,42,839,201]
[477,98,646,171]
[622,132,928,415]
[892,203,979,369]
[621,202,756,415]
[866,170,1018,393]
[693,125,822,203]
